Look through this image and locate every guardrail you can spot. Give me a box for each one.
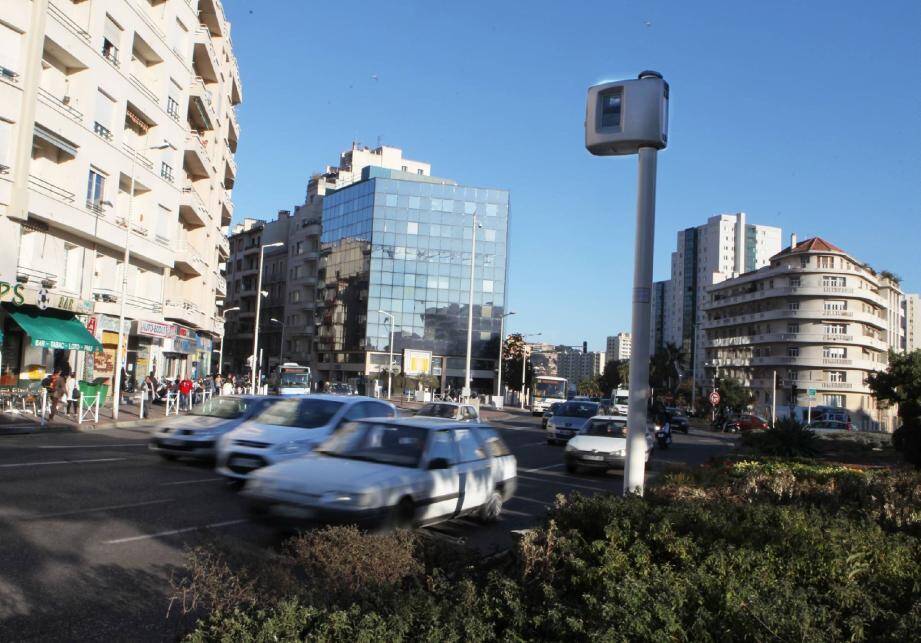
[37,87,83,122]
[28,174,75,203]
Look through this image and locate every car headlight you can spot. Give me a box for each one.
[276,440,314,455]
[320,491,372,507]
[610,449,626,457]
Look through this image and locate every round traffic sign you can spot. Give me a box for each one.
[709,390,721,406]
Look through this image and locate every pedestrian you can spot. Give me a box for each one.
[178,376,193,410]
[65,371,79,415]
[48,369,66,420]
[221,375,234,396]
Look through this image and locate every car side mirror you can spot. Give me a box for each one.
[427,457,451,470]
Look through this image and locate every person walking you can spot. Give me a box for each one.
[65,372,79,415]
[178,376,193,411]
[221,374,234,396]
[48,369,67,420]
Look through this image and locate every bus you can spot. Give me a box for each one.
[611,387,629,415]
[531,375,572,415]
[269,363,311,396]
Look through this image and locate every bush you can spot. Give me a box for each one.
[892,418,921,468]
[742,417,820,457]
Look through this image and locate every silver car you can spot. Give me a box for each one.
[546,400,601,445]
[149,395,276,461]
[414,402,480,422]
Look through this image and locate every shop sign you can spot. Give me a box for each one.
[136,320,173,338]
[175,325,191,338]
[195,334,212,351]
[84,316,97,335]
[0,281,94,314]
[403,349,432,376]
[96,315,131,335]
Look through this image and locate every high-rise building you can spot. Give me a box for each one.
[606,332,631,361]
[557,347,605,387]
[649,279,671,353]
[702,237,902,432]
[0,0,241,385]
[661,213,782,389]
[314,164,509,395]
[903,293,921,352]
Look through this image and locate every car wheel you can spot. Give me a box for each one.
[390,497,416,529]
[478,489,504,523]
[158,453,178,462]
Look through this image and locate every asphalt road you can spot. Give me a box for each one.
[0,411,736,641]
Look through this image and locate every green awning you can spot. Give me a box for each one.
[5,305,102,352]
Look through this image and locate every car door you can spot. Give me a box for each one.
[418,429,462,522]
[453,427,492,513]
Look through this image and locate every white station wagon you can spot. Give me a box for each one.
[564,415,654,474]
[241,418,517,528]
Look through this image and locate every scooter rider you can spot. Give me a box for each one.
[655,409,673,448]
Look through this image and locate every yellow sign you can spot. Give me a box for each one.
[403,349,432,376]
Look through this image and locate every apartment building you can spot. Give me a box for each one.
[557,348,605,387]
[904,293,921,353]
[702,237,902,431]
[649,279,671,353]
[659,213,782,389]
[606,332,631,361]
[0,0,241,385]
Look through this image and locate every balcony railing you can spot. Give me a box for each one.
[215,274,227,293]
[93,121,113,141]
[36,87,83,122]
[129,74,160,105]
[16,265,58,286]
[28,175,75,203]
[123,142,154,170]
[48,2,90,41]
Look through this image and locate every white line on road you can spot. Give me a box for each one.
[520,462,565,473]
[160,477,224,486]
[517,473,617,493]
[509,495,551,507]
[103,519,249,545]
[0,457,126,469]
[24,499,174,520]
[38,444,147,449]
[502,508,536,518]
[519,441,550,447]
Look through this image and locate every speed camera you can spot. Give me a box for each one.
[585,71,669,156]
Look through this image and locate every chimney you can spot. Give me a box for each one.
[790,233,797,248]
[583,341,588,354]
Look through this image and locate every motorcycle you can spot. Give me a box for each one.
[655,422,672,449]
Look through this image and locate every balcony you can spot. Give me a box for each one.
[704,331,889,352]
[184,131,212,178]
[220,194,233,226]
[215,273,227,295]
[128,74,160,106]
[164,298,204,328]
[193,26,221,79]
[217,234,230,258]
[37,87,83,123]
[122,142,154,171]
[179,183,209,227]
[28,174,75,204]
[189,77,216,131]
[224,152,237,181]
[174,239,208,276]
[47,2,89,42]
[704,285,885,310]
[702,307,888,331]
[748,355,885,373]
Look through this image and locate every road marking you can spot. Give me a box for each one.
[501,507,536,518]
[103,519,249,545]
[38,444,147,449]
[509,495,551,507]
[517,473,617,493]
[520,462,564,473]
[519,441,550,447]
[0,457,126,469]
[160,477,224,486]
[24,499,174,520]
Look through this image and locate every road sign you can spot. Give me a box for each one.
[709,390,721,406]
[807,388,817,400]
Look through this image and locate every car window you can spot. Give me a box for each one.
[556,402,599,418]
[317,421,428,468]
[254,398,344,428]
[344,401,394,421]
[454,428,486,462]
[584,419,627,437]
[427,429,458,464]
[416,403,457,418]
[464,406,478,419]
[190,396,246,418]
[474,427,511,457]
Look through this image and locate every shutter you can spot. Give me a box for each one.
[104,16,122,45]
[95,90,114,128]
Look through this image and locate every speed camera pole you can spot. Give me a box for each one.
[585,70,669,496]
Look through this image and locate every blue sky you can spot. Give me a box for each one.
[225,0,921,351]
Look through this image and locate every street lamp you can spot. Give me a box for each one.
[216,306,239,375]
[269,317,285,364]
[377,309,395,400]
[519,332,542,409]
[111,137,173,419]
[495,311,516,401]
[463,212,482,400]
[250,241,284,393]
[585,70,669,495]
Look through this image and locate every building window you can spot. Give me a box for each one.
[406,221,418,235]
[787,323,800,334]
[417,168,424,175]
[824,300,846,311]
[786,369,798,382]
[824,323,847,335]
[789,277,801,287]
[787,346,800,357]
[401,165,407,172]
[823,394,845,408]
[787,301,800,311]
[102,15,121,65]
[827,371,847,383]
[166,95,180,121]
[160,162,174,183]
[818,256,835,269]
[482,280,494,293]
[823,275,846,288]
[86,168,106,211]
[823,346,846,359]
[800,256,809,268]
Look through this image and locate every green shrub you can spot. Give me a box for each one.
[892,418,921,468]
[742,417,821,457]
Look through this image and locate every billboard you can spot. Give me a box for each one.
[403,349,432,376]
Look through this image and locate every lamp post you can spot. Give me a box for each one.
[377,309,395,400]
[250,241,284,393]
[111,135,172,419]
[269,317,286,364]
[518,332,542,409]
[463,212,483,401]
[495,311,516,401]
[216,306,239,376]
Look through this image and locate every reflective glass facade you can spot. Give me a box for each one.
[316,168,509,385]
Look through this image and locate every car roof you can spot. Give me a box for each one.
[355,416,483,430]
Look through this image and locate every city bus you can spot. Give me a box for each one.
[531,375,572,415]
[269,363,311,396]
[611,387,629,415]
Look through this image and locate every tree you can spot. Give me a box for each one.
[868,350,921,467]
[502,333,533,393]
[577,379,601,396]
[716,377,754,416]
[650,342,685,395]
[596,359,626,396]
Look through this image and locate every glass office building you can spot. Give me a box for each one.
[315,167,509,395]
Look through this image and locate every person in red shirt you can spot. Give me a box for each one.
[178,377,193,411]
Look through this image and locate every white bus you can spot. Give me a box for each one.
[531,375,571,415]
[269,363,311,396]
[611,387,629,415]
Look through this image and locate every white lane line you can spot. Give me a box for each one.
[0,457,126,469]
[103,519,249,545]
[160,477,224,486]
[509,494,551,507]
[501,508,536,518]
[517,473,617,493]
[520,462,565,473]
[38,444,147,449]
[519,441,550,447]
[24,499,174,520]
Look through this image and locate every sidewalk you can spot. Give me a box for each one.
[0,397,173,435]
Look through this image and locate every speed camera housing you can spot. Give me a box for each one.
[585,71,669,156]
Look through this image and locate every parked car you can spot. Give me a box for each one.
[811,407,852,430]
[541,402,563,429]
[564,415,654,473]
[149,395,276,462]
[415,402,479,422]
[546,400,601,445]
[241,418,517,528]
[723,414,769,433]
[216,395,396,481]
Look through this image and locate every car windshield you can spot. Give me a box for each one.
[253,398,344,428]
[416,403,457,418]
[280,372,309,386]
[614,395,629,406]
[535,380,567,399]
[583,419,627,437]
[556,402,599,418]
[190,397,247,419]
[317,421,428,468]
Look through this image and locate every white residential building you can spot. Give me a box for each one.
[557,348,605,387]
[0,0,241,384]
[904,293,921,352]
[702,237,902,432]
[606,332,631,361]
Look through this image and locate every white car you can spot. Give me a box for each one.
[564,415,654,474]
[414,401,480,422]
[241,418,517,528]
[216,394,396,480]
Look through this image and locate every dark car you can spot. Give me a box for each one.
[542,402,563,429]
[667,412,690,434]
[723,414,769,433]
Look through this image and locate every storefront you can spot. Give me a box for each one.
[192,333,213,379]
[83,314,130,387]
[163,324,195,379]
[131,320,172,380]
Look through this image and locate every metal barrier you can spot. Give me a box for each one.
[78,394,100,425]
[164,391,179,416]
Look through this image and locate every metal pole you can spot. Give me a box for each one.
[624,147,658,497]
[520,345,527,409]
[771,370,777,427]
[387,315,394,400]
[496,316,505,400]
[250,246,268,394]
[278,322,285,364]
[463,212,478,400]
